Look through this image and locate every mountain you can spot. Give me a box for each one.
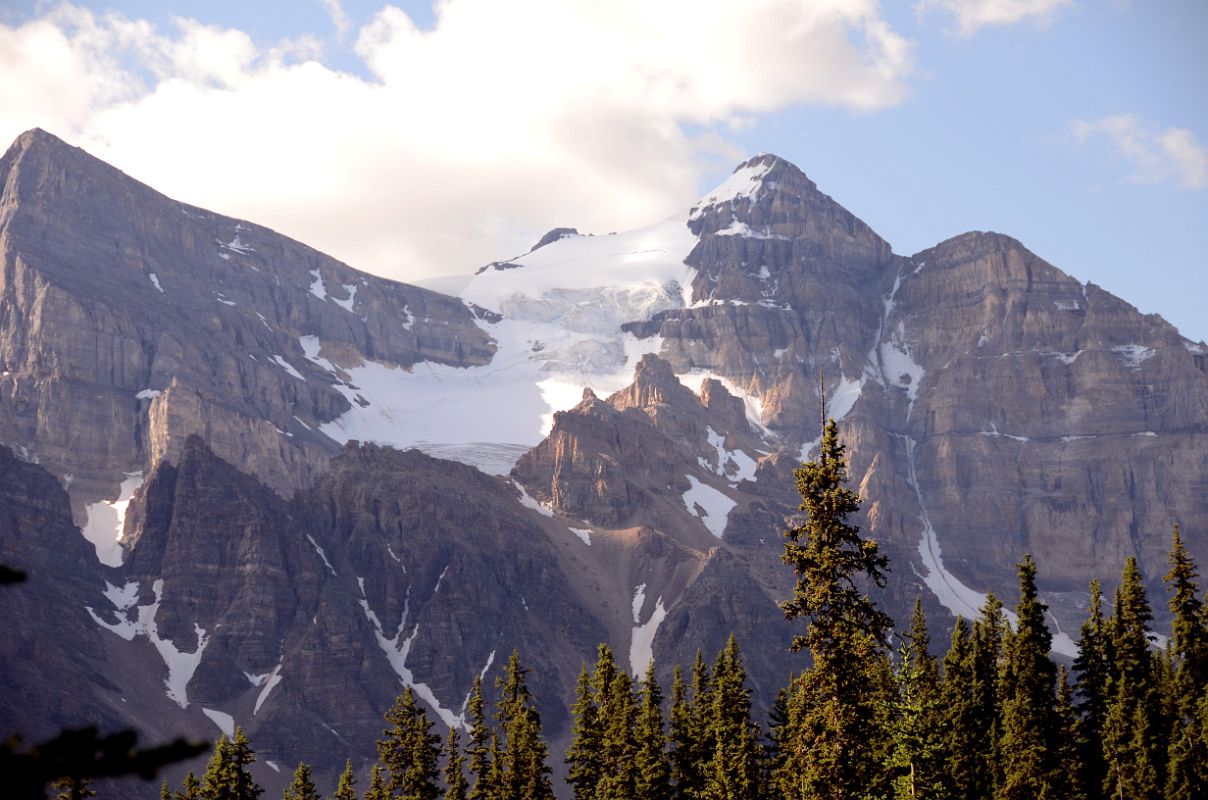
[1,130,1206,795]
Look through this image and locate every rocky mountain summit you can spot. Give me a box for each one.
[1,132,1206,794]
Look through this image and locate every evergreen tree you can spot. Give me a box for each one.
[763,687,790,791]
[702,637,762,800]
[884,600,945,800]
[776,417,892,800]
[1164,526,1208,799]
[444,727,468,800]
[331,759,356,800]
[377,688,441,800]
[179,771,201,800]
[465,676,494,800]
[995,556,1057,800]
[939,617,980,800]
[669,654,713,799]
[201,729,263,800]
[565,663,601,800]
[1101,557,1162,800]
[493,650,554,800]
[971,593,1007,796]
[597,668,638,800]
[362,764,386,800]
[1073,579,1110,794]
[1048,666,1088,800]
[283,762,319,800]
[634,660,672,800]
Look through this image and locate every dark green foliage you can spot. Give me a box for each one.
[779,419,892,654]
[1101,557,1162,800]
[995,556,1058,800]
[1164,526,1208,799]
[669,653,714,799]
[597,668,637,800]
[970,593,1007,797]
[465,676,493,800]
[1048,667,1087,800]
[330,759,356,800]
[939,617,982,800]
[493,650,554,800]
[201,728,262,800]
[565,664,601,800]
[1073,579,1109,793]
[775,418,893,800]
[282,762,318,800]
[634,660,672,800]
[884,600,945,800]
[444,727,468,800]
[377,688,441,800]
[362,764,386,800]
[702,637,762,800]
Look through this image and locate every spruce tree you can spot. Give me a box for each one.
[970,593,1007,796]
[493,650,554,800]
[179,771,201,800]
[1073,579,1110,794]
[884,600,945,800]
[1101,557,1162,800]
[763,686,790,791]
[702,636,762,800]
[939,617,980,800]
[201,729,263,800]
[565,664,600,800]
[635,660,672,800]
[669,653,713,799]
[776,417,892,800]
[362,764,386,800]
[444,727,468,800]
[331,759,356,800]
[1164,526,1208,799]
[597,668,638,800]
[465,676,494,800]
[283,762,319,800]
[995,556,1057,800]
[377,688,441,800]
[1048,666,1088,800]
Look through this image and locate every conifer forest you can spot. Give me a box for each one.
[58,422,1208,799]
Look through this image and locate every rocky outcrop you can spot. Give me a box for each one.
[0,129,496,514]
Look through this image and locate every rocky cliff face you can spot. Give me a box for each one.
[0,129,495,522]
[2,133,1206,795]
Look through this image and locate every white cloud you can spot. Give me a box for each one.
[917,0,1071,36]
[1071,114,1208,190]
[0,1,913,286]
[322,0,352,41]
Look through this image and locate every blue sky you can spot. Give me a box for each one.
[1,1,1205,341]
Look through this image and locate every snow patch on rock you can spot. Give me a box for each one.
[681,476,736,538]
[357,581,462,729]
[690,160,774,219]
[630,595,667,677]
[306,535,337,576]
[81,471,144,567]
[87,579,208,708]
[202,708,234,737]
[269,355,305,382]
[1112,344,1156,369]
